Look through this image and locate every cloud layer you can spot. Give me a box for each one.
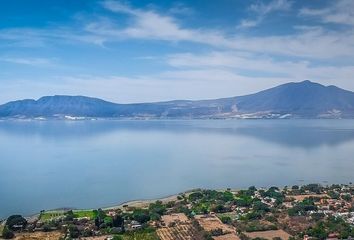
[0,0,353,104]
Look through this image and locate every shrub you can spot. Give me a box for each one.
[220,216,232,224]
[6,215,27,230]
[2,226,15,239]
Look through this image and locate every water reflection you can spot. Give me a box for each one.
[0,120,353,218]
[0,120,354,148]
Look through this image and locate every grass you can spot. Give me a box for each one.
[217,212,238,221]
[39,209,96,221]
[73,210,96,219]
[0,224,4,236]
[115,228,160,240]
[117,232,160,240]
[39,211,65,221]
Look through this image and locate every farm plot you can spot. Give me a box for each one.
[14,231,63,240]
[195,214,235,233]
[214,233,240,240]
[161,213,189,226]
[157,223,203,240]
[157,213,205,240]
[244,229,292,240]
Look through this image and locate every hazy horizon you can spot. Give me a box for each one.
[0,79,338,104]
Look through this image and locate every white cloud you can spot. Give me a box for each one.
[0,0,354,104]
[166,51,354,85]
[0,27,106,48]
[1,1,353,60]
[93,1,354,59]
[252,0,292,14]
[237,0,293,29]
[238,19,260,29]
[300,0,354,26]
[0,57,57,67]
[93,1,210,42]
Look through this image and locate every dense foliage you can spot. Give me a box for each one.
[5,215,27,230]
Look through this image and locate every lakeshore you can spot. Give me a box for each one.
[1,183,354,240]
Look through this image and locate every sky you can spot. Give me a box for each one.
[0,0,354,104]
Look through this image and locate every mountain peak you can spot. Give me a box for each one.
[297,80,322,86]
[1,81,354,119]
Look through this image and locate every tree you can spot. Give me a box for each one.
[6,215,27,230]
[94,217,100,228]
[2,226,15,239]
[64,210,75,221]
[220,216,232,224]
[342,194,352,202]
[221,191,235,202]
[212,204,228,213]
[68,224,80,238]
[253,201,270,212]
[189,192,203,202]
[112,215,124,228]
[149,201,166,216]
[132,209,150,223]
[104,216,113,227]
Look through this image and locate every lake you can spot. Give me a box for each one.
[1,119,354,218]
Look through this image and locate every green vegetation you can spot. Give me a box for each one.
[307,216,354,239]
[5,215,27,230]
[235,189,254,207]
[114,228,159,240]
[131,208,151,223]
[288,198,317,216]
[5,183,354,240]
[217,212,238,221]
[2,226,14,239]
[220,215,232,224]
[40,209,96,221]
[188,190,235,214]
[0,224,4,236]
[244,221,277,232]
[39,211,65,221]
[74,210,96,219]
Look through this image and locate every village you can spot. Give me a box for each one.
[1,183,354,240]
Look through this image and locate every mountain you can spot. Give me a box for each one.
[1,80,354,119]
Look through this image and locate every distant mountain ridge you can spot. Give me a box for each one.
[1,80,354,119]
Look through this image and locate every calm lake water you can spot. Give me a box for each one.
[1,119,354,218]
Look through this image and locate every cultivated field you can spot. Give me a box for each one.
[195,214,235,233]
[82,236,109,240]
[157,213,204,240]
[244,229,292,239]
[157,224,203,240]
[14,231,63,240]
[213,233,240,240]
[161,213,189,226]
[289,194,328,201]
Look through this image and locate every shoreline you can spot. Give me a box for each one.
[8,183,347,220]
[27,189,202,219]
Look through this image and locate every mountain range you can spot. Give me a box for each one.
[1,80,354,119]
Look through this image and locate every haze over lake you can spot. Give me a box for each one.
[1,119,354,218]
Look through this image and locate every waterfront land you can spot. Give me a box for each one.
[1,184,354,240]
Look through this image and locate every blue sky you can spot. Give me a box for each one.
[0,0,354,104]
